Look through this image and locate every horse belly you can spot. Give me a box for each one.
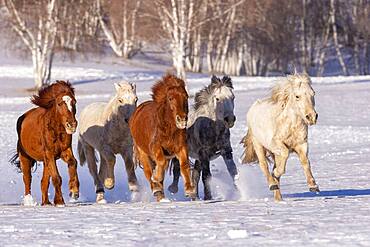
[20,110,45,161]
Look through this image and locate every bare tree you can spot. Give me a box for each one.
[96,0,142,59]
[3,0,58,89]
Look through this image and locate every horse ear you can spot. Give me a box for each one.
[211,75,220,85]
[222,75,233,89]
[114,83,121,92]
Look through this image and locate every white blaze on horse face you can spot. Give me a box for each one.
[62,95,73,113]
[214,86,235,121]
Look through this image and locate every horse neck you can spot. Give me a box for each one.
[103,97,120,121]
[158,102,177,134]
[277,100,304,127]
[45,106,66,132]
[189,103,216,126]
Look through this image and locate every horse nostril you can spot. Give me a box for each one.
[315,113,318,120]
[306,115,310,120]
[224,117,228,122]
[66,123,71,128]
[233,116,236,122]
[176,115,181,122]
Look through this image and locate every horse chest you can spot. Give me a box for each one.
[282,124,307,148]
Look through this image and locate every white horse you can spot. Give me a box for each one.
[241,73,319,201]
[77,82,139,203]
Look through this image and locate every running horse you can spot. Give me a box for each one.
[10,81,79,206]
[129,74,195,201]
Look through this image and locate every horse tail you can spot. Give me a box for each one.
[10,114,36,172]
[240,129,258,164]
[77,137,86,166]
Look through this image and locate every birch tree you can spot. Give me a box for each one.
[3,0,58,89]
[96,0,142,59]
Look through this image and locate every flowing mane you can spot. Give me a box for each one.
[269,73,312,105]
[194,75,233,111]
[31,80,75,108]
[151,74,186,103]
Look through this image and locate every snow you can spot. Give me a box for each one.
[0,60,370,246]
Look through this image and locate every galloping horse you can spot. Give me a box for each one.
[129,74,195,201]
[241,72,319,201]
[78,82,139,203]
[168,75,238,200]
[10,81,79,206]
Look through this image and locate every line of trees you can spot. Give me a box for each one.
[1,0,370,88]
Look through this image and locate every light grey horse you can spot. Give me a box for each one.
[168,75,238,200]
[77,82,139,203]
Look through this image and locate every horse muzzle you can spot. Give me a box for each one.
[65,122,77,134]
[176,115,187,129]
[224,116,236,128]
[305,112,318,125]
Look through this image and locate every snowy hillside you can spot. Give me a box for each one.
[0,60,369,246]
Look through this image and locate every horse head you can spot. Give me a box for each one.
[272,73,318,125]
[114,82,138,123]
[167,86,189,129]
[210,75,236,128]
[56,92,77,134]
[287,73,317,125]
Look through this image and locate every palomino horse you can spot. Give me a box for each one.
[129,74,195,201]
[10,81,79,206]
[241,73,319,201]
[78,82,139,203]
[168,75,238,200]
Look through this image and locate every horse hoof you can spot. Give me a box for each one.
[23,194,37,207]
[104,178,115,190]
[204,195,213,201]
[96,192,106,204]
[309,187,320,193]
[69,192,79,200]
[42,201,52,206]
[154,191,165,202]
[55,203,66,208]
[269,184,279,191]
[168,184,179,194]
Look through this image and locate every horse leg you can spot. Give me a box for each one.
[100,148,116,190]
[41,165,51,205]
[44,154,64,206]
[121,150,139,192]
[152,151,167,201]
[168,158,180,194]
[139,151,162,200]
[294,143,319,192]
[254,142,278,190]
[272,147,289,202]
[177,147,196,199]
[201,159,212,200]
[221,150,239,185]
[19,153,32,197]
[192,160,201,199]
[272,162,282,201]
[61,147,80,201]
[85,145,105,203]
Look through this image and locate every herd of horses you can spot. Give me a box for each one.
[9,72,319,206]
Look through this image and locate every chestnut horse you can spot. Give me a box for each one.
[129,74,195,201]
[10,81,79,206]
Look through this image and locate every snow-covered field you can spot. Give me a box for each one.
[0,59,370,246]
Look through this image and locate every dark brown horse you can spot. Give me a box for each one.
[129,74,195,201]
[10,81,79,206]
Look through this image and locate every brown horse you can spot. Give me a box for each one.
[10,81,79,206]
[129,74,195,201]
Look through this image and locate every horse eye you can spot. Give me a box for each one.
[296,95,300,99]
[135,97,138,102]
[118,99,124,103]
[216,98,220,101]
